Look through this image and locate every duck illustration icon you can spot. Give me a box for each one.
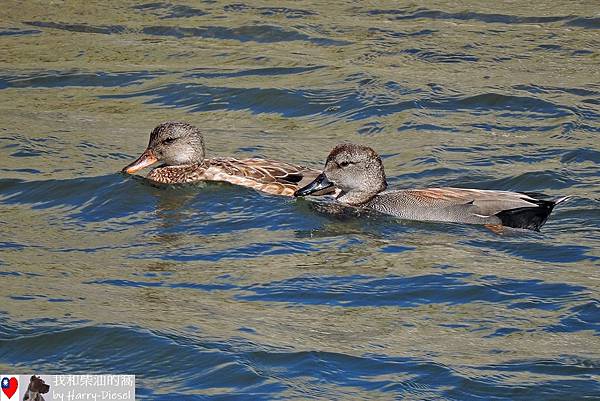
[1,376,19,400]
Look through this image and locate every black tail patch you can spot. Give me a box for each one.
[495,198,559,231]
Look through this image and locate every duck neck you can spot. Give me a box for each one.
[336,181,386,206]
[336,190,378,206]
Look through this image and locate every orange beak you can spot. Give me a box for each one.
[122,148,158,174]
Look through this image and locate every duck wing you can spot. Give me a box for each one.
[376,187,568,231]
[208,158,317,184]
[405,187,541,216]
[205,157,336,196]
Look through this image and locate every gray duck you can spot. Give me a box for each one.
[294,143,569,231]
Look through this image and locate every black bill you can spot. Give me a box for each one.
[294,173,334,197]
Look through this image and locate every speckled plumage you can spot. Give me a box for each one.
[295,143,569,231]
[123,122,330,197]
[146,157,324,196]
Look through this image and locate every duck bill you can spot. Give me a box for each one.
[122,148,158,174]
[294,173,334,197]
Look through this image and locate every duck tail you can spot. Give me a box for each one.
[495,195,570,231]
[554,196,571,205]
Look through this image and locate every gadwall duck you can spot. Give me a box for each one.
[122,121,332,196]
[295,143,569,231]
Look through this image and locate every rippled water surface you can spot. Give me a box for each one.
[1,1,600,399]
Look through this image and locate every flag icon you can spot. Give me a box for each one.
[0,376,19,400]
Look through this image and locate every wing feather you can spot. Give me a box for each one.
[209,157,320,186]
[405,187,540,216]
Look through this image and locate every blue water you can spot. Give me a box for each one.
[1,2,599,400]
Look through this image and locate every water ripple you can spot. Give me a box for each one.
[2,319,598,400]
[102,81,584,123]
[24,21,127,35]
[237,273,589,309]
[0,70,162,89]
[366,9,581,26]
[0,27,41,36]
[132,2,207,19]
[141,24,351,46]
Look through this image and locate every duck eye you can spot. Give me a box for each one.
[163,137,176,145]
[339,161,350,167]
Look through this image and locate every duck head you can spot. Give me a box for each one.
[122,121,206,174]
[295,143,387,205]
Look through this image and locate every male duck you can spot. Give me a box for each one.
[122,121,332,196]
[295,143,569,231]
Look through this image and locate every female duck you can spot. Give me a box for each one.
[295,143,568,231]
[122,121,331,196]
